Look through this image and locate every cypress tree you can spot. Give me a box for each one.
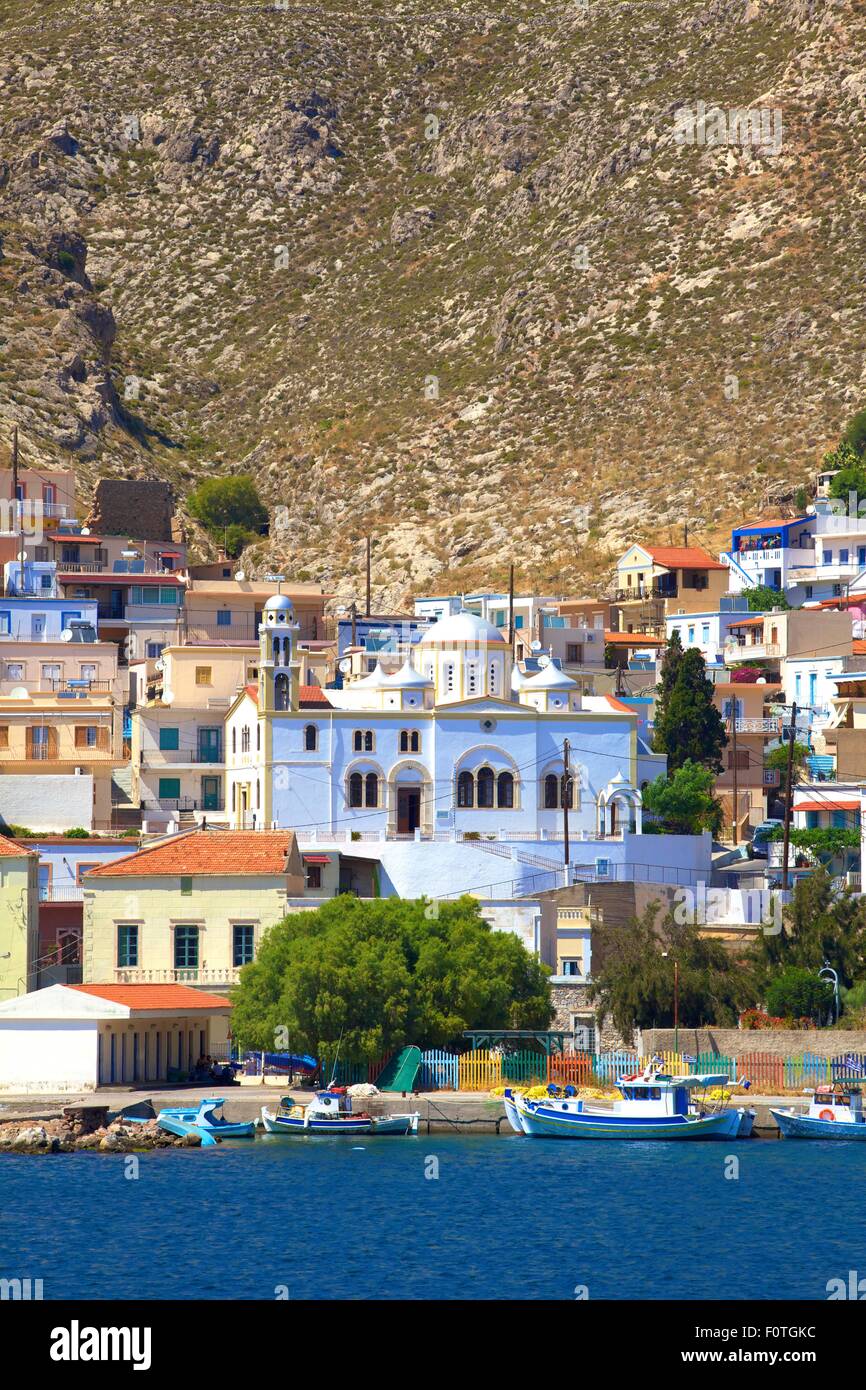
[653,639,727,773]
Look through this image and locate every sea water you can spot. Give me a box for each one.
[0,1134,862,1300]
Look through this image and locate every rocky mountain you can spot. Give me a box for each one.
[1,0,865,607]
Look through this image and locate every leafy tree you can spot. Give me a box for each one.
[588,904,753,1039]
[764,966,833,1022]
[641,759,723,836]
[842,407,866,460]
[229,895,552,1058]
[768,824,859,866]
[826,441,866,508]
[746,584,790,612]
[187,475,268,557]
[749,869,866,994]
[653,641,727,773]
[765,740,809,797]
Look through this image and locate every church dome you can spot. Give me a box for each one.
[264,593,294,613]
[419,611,507,647]
[523,662,577,690]
[384,658,434,687]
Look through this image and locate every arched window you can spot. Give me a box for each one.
[365,772,379,807]
[400,730,420,753]
[561,774,574,809]
[304,724,318,751]
[544,773,559,809]
[457,770,474,808]
[477,766,495,808]
[232,727,237,754]
[353,729,374,753]
[348,772,363,807]
[275,673,290,710]
[497,770,514,809]
[489,662,498,695]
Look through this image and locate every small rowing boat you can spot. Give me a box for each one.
[261,1088,419,1136]
[772,1080,866,1139]
[156,1097,257,1145]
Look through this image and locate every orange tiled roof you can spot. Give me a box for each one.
[70,983,230,1011]
[83,829,297,878]
[643,546,727,570]
[853,640,866,655]
[300,685,332,706]
[605,694,635,713]
[244,683,258,703]
[604,631,665,646]
[0,832,36,857]
[795,800,859,814]
[727,615,766,627]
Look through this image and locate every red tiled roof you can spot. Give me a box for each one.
[0,832,36,857]
[795,800,860,814]
[853,640,866,655]
[83,829,297,878]
[604,631,665,646]
[70,983,230,1011]
[727,615,766,627]
[244,683,258,703]
[300,685,332,706]
[815,596,864,610]
[643,546,727,570]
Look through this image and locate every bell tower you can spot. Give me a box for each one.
[258,593,300,713]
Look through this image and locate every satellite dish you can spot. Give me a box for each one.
[155,658,164,672]
[538,653,551,668]
[60,628,73,642]
[530,639,542,652]
[10,686,29,699]
[235,571,245,581]
[756,676,766,684]
[339,658,352,674]
[80,527,90,536]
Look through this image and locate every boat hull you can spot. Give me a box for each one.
[771,1108,866,1139]
[370,1113,420,1135]
[156,1101,257,1139]
[260,1106,373,1135]
[515,1099,735,1140]
[502,1092,525,1134]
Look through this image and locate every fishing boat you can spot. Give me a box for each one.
[156,1097,258,1145]
[507,1065,745,1140]
[260,1088,419,1136]
[771,1081,866,1139]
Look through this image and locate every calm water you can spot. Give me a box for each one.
[1,1134,864,1300]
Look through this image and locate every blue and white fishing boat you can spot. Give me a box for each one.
[507,1065,745,1140]
[260,1088,419,1136]
[156,1097,257,1145]
[771,1081,866,1139]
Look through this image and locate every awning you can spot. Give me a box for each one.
[795,800,860,814]
[303,854,332,864]
[47,533,105,544]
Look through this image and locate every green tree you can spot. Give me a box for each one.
[588,903,753,1039]
[842,407,866,460]
[653,642,727,773]
[749,869,866,994]
[826,441,866,508]
[641,760,723,836]
[187,475,268,556]
[765,739,809,797]
[764,966,833,1022]
[229,895,552,1058]
[745,584,790,612]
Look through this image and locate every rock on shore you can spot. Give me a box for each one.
[0,1108,203,1154]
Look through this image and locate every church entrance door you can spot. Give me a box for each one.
[397,786,422,834]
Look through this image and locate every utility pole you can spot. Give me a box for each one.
[563,737,571,877]
[730,712,738,846]
[507,562,514,647]
[11,426,25,583]
[781,701,797,890]
[365,536,371,617]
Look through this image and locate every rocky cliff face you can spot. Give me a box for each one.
[1,0,864,605]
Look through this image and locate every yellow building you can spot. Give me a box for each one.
[0,689,123,830]
[82,829,307,997]
[132,642,261,829]
[614,544,728,635]
[0,832,39,1002]
[182,579,330,644]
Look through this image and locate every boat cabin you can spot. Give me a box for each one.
[808,1084,864,1125]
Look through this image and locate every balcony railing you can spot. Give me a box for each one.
[48,678,114,695]
[114,967,239,985]
[141,796,225,814]
[140,747,223,764]
[38,883,84,902]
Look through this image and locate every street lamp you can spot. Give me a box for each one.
[819,962,840,1026]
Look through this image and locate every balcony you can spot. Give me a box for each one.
[114,967,239,986]
[614,584,677,603]
[140,746,224,765]
[49,678,114,696]
[724,639,782,662]
[38,883,84,902]
[730,717,780,734]
[141,796,225,814]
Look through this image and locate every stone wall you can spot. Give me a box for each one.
[88,479,174,541]
[640,1027,866,1058]
[550,982,629,1051]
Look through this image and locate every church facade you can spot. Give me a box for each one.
[225,597,664,841]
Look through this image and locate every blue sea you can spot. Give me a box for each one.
[1,1134,863,1300]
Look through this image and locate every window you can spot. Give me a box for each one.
[399,730,420,753]
[457,770,474,808]
[477,766,495,808]
[0,726,8,748]
[514,615,524,629]
[305,864,322,890]
[859,548,866,568]
[353,729,374,752]
[806,811,819,830]
[216,610,232,627]
[841,549,849,565]
[34,546,49,562]
[117,924,139,968]
[79,663,97,682]
[832,810,848,828]
[561,958,583,978]
[74,725,99,749]
[304,724,318,751]
[158,777,181,800]
[72,861,96,886]
[241,726,250,753]
[159,587,178,606]
[0,612,10,635]
[195,666,212,686]
[41,663,61,684]
[5,662,24,681]
[159,727,180,751]
[544,773,559,809]
[174,925,199,970]
[687,626,695,644]
[566,643,581,663]
[497,770,514,808]
[365,772,378,807]
[702,624,710,644]
[40,573,52,590]
[727,749,749,770]
[146,642,165,660]
[349,772,363,807]
[233,924,255,966]
[180,876,193,896]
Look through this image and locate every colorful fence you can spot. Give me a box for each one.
[308,1049,866,1093]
